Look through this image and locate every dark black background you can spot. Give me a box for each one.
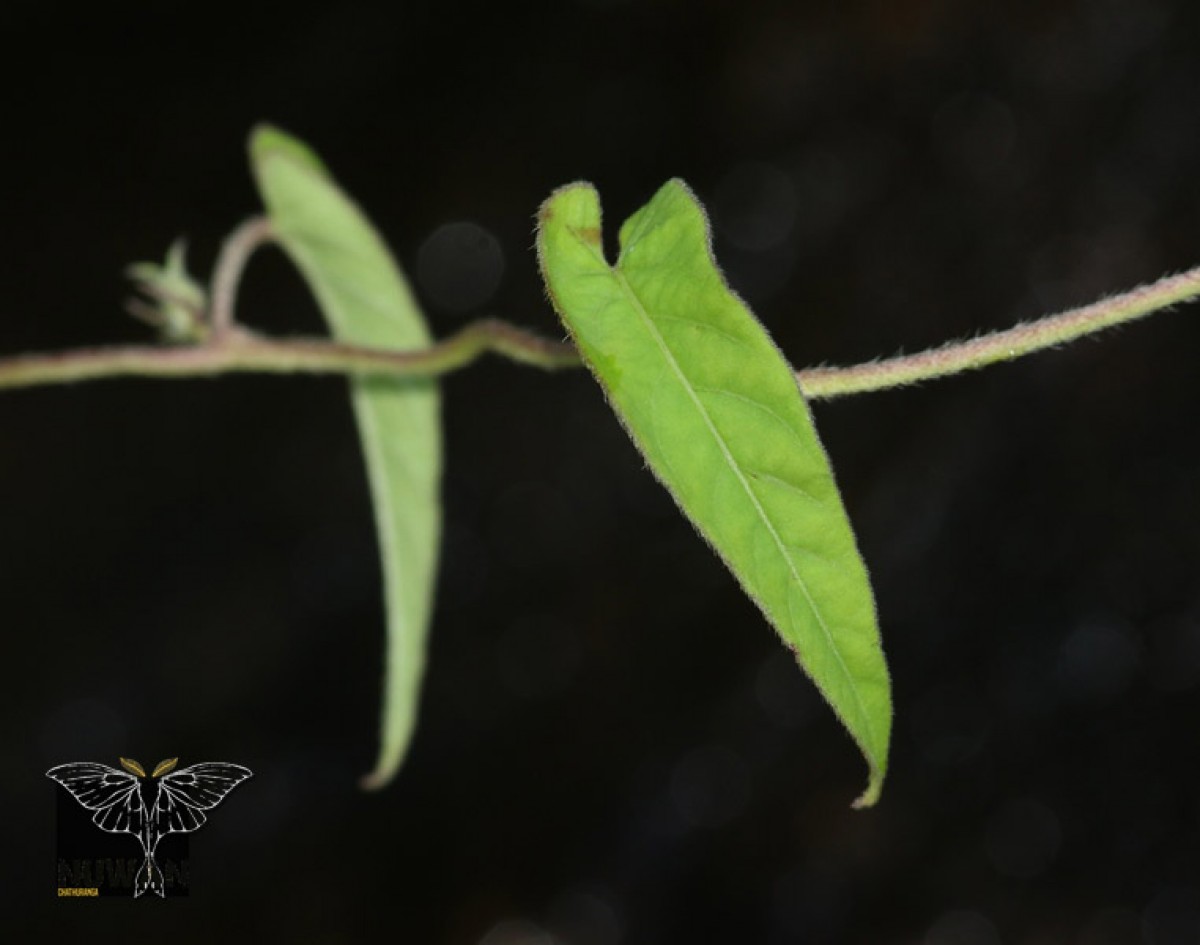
[4,1,1200,942]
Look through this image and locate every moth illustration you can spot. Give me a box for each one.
[47,756,252,898]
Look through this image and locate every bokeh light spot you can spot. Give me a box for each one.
[712,162,797,252]
[416,220,505,314]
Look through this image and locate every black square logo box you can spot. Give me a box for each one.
[54,791,190,898]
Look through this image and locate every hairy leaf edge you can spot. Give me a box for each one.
[536,180,891,807]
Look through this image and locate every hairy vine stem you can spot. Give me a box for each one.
[798,265,1200,398]
[1,256,1198,400]
[209,216,276,339]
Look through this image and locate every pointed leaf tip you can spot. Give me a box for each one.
[248,123,329,177]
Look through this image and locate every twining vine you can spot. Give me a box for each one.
[2,215,1196,397]
[5,125,1195,804]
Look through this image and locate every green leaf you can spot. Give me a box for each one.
[249,125,441,789]
[536,180,891,806]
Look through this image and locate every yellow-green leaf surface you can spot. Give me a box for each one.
[537,180,891,806]
[249,126,441,788]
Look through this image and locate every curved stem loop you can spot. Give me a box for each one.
[208,216,276,338]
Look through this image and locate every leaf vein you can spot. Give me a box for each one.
[614,269,874,749]
[650,313,752,349]
[745,468,825,508]
[692,385,814,450]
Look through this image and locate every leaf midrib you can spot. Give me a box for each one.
[610,262,878,757]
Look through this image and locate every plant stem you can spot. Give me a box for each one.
[209,216,276,338]
[1,265,1197,395]
[0,320,580,391]
[796,265,1200,400]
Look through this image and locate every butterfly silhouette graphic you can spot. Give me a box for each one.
[47,756,252,898]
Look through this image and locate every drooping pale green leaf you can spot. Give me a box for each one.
[249,125,441,789]
[536,180,891,806]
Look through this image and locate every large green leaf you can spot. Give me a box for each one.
[249,126,441,788]
[536,180,891,806]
